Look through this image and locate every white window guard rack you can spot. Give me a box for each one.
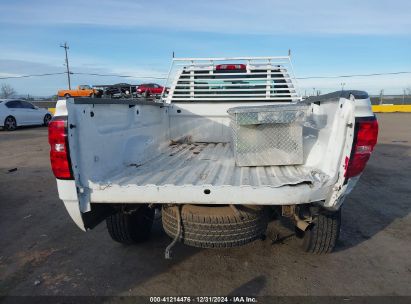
[160,56,302,103]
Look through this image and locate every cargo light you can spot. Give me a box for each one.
[48,118,73,180]
[345,118,378,178]
[215,64,246,70]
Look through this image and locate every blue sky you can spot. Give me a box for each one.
[0,0,410,96]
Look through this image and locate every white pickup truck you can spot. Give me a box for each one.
[49,56,378,255]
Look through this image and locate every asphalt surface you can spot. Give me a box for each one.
[0,113,410,297]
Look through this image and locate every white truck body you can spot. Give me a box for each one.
[51,56,376,236]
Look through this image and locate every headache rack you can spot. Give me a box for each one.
[162,56,301,103]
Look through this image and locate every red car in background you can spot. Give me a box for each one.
[136,83,165,96]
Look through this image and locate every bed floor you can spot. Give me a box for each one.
[92,143,324,189]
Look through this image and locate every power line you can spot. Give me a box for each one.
[72,72,167,79]
[0,72,166,80]
[73,71,411,80]
[0,70,410,81]
[0,72,66,80]
[296,71,411,79]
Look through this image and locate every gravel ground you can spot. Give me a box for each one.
[0,113,410,297]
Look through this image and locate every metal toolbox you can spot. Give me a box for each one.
[227,104,308,167]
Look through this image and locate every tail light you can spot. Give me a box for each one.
[215,64,246,70]
[344,117,378,178]
[48,118,73,179]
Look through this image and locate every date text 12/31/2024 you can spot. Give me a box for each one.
[150,296,258,303]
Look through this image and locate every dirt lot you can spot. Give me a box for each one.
[0,113,410,297]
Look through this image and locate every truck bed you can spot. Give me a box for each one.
[88,143,330,205]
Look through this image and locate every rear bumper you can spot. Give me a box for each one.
[88,183,332,206]
[57,179,86,231]
[57,178,339,232]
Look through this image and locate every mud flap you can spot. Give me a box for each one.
[82,204,116,230]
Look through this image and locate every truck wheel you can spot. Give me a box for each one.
[106,206,155,244]
[64,93,71,98]
[162,205,269,248]
[296,208,341,254]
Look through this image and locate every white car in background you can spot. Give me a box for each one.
[0,99,52,131]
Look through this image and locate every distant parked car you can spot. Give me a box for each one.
[58,85,102,98]
[0,99,52,131]
[104,83,137,98]
[136,83,164,96]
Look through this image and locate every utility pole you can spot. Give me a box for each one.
[60,42,71,90]
[341,82,346,91]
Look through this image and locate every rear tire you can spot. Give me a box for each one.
[162,205,269,248]
[106,206,154,244]
[296,207,341,254]
[4,116,17,131]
